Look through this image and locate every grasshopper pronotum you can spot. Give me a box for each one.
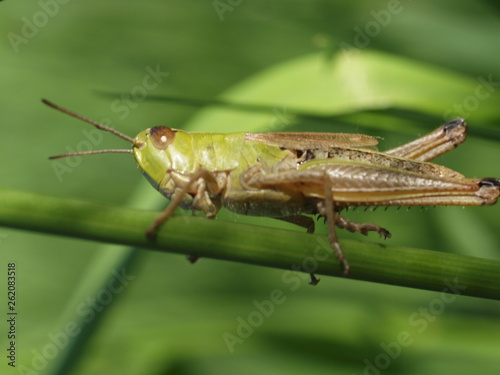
[44,99,500,280]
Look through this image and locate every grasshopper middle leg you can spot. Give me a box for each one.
[319,174,351,277]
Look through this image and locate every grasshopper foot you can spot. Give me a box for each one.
[309,273,320,285]
[378,228,392,239]
[145,227,157,240]
[188,255,199,263]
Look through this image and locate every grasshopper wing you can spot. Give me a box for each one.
[245,132,379,151]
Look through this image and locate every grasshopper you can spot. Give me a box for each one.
[44,99,500,280]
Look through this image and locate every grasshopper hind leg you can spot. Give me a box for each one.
[317,177,392,277]
[315,203,393,277]
[384,118,467,161]
[334,213,391,239]
[316,208,392,238]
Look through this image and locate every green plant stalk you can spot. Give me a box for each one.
[1,188,499,300]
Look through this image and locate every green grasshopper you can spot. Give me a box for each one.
[44,99,500,280]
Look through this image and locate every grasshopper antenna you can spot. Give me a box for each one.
[43,99,136,159]
[42,99,135,143]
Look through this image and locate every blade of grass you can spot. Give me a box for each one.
[1,188,499,300]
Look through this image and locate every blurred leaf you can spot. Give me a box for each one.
[186,51,500,135]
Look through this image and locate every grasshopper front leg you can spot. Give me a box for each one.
[146,169,216,265]
[146,168,221,238]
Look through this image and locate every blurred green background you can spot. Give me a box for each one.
[2,1,500,374]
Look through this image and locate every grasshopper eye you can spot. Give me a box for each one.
[149,126,175,150]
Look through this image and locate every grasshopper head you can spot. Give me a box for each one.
[133,126,177,189]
